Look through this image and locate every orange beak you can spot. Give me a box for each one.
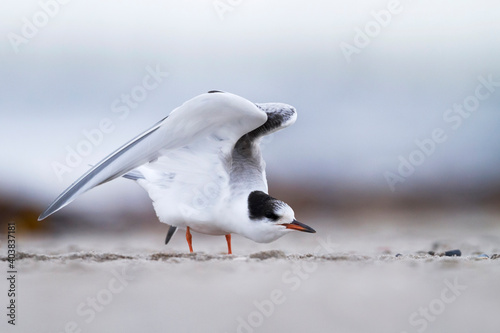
[282,220,316,233]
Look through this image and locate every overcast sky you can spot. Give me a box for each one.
[1,0,500,213]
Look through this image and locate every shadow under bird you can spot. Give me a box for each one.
[38,91,315,253]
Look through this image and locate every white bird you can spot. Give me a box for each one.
[39,91,315,253]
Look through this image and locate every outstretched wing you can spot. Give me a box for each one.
[39,92,267,220]
[229,102,297,195]
[250,103,297,138]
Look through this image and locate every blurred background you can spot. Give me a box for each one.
[1,0,499,234]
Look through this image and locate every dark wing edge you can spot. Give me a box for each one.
[250,103,297,138]
[38,119,164,221]
[229,103,297,193]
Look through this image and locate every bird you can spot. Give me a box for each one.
[38,91,315,253]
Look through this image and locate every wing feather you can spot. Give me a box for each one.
[229,103,297,195]
[38,121,164,220]
[39,92,267,220]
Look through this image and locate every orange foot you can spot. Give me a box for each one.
[186,227,193,253]
[225,234,232,254]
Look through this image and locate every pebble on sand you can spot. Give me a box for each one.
[443,249,461,257]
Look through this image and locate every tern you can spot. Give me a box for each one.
[39,91,315,253]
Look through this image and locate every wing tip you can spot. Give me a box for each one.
[38,211,49,221]
[38,197,71,221]
[38,206,56,221]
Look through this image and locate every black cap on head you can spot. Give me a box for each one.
[248,191,284,221]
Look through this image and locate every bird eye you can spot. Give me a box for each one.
[265,212,280,220]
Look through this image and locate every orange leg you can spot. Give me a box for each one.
[186,227,193,253]
[225,234,232,255]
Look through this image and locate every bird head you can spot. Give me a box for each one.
[245,190,315,243]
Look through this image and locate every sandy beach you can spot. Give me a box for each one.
[3,1,500,333]
[2,209,499,333]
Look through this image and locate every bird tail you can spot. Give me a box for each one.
[165,225,178,245]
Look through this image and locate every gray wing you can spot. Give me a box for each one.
[39,92,268,221]
[38,118,166,220]
[229,103,297,194]
[249,103,297,139]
